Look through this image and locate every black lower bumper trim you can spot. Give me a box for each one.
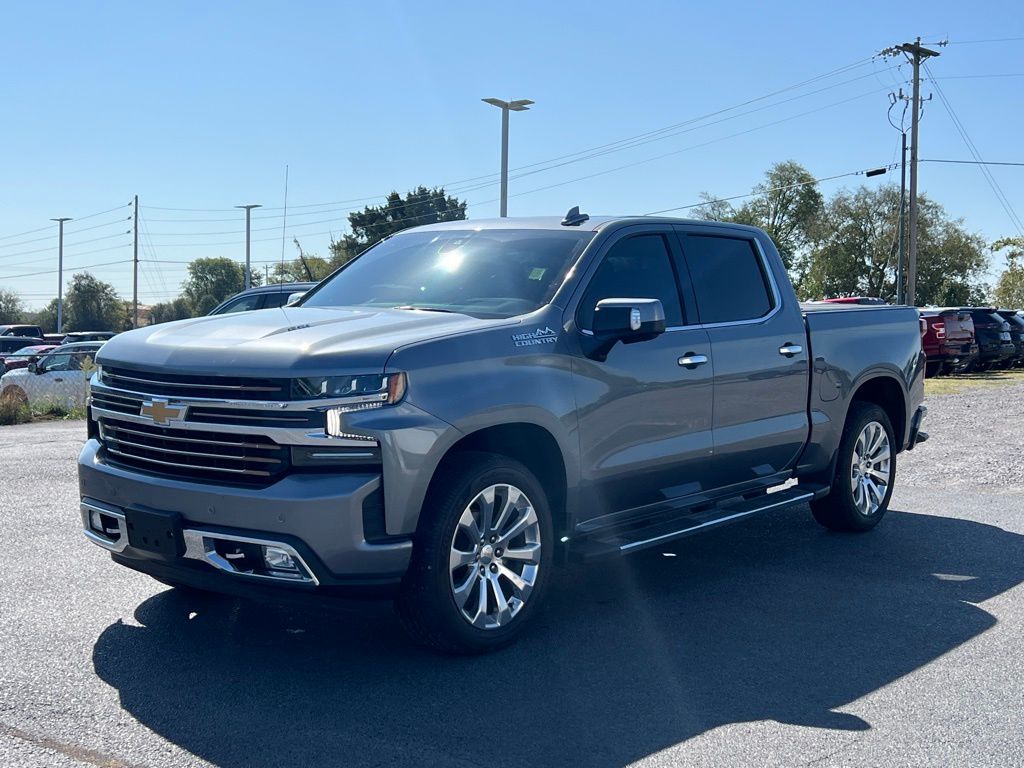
[112,552,403,602]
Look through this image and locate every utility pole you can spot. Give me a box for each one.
[132,195,140,327]
[235,204,262,289]
[50,217,72,333]
[897,132,907,304]
[482,98,534,217]
[883,38,941,306]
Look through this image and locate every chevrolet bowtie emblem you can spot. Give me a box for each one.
[140,398,187,426]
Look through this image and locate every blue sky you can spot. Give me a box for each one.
[1,0,1022,308]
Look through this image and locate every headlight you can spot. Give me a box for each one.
[293,372,406,404]
[296,373,406,438]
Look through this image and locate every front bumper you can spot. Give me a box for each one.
[78,439,412,595]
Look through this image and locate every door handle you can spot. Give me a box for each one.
[53,377,64,382]
[678,353,709,369]
[778,344,803,358]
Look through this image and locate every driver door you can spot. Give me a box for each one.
[570,227,714,525]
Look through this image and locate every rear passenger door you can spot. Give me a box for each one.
[674,227,810,491]
[571,227,714,523]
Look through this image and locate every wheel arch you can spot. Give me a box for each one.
[422,422,570,539]
[849,373,907,450]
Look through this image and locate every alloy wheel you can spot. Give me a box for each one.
[448,484,541,629]
[850,420,891,516]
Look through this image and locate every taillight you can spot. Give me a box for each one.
[931,320,945,339]
[919,317,927,336]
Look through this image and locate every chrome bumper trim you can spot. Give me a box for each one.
[81,500,129,553]
[182,529,319,585]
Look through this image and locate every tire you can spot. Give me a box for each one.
[395,451,554,654]
[810,402,896,532]
[924,361,941,378]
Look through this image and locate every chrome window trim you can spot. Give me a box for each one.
[683,236,783,330]
[572,231,784,338]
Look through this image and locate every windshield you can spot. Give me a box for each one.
[301,229,594,318]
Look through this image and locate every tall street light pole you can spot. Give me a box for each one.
[482,98,534,217]
[236,204,262,289]
[51,217,72,333]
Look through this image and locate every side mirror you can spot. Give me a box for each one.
[286,291,307,306]
[27,361,38,374]
[584,298,666,361]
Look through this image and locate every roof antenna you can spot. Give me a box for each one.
[561,206,590,226]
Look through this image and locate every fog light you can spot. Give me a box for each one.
[263,546,299,572]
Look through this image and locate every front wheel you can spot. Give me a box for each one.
[810,402,896,532]
[395,451,554,654]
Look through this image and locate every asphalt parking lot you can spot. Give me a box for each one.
[1,385,1023,768]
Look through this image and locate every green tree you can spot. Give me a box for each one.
[0,289,24,324]
[148,297,195,325]
[272,238,335,283]
[31,300,58,333]
[800,186,987,305]
[329,186,467,267]
[992,237,1024,308]
[63,272,128,331]
[181,257,259,315]
[694,161,824,272]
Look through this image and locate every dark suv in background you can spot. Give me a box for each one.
[995,309,1024,368]
[208,282,318,315]
[919,308,978,377]
[963,307,1015,370]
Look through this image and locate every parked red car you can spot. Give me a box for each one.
[818,297,888,305]
[919,309,978,377]
[0,344,57,376]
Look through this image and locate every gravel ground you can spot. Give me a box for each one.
[901,378,1024,490]
[1,391,1022,768]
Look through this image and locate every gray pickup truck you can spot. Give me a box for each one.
[79,211,927,653]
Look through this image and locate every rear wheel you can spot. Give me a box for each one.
[396,451,554,654]
[811,402,895,532]
[924,361,941,378]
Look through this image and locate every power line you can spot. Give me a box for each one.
[924,62,1024,236]
[141,56,888,216]
[644,163,894,216]
[511,89,888,204]
[921,159,1024,167]
[0,259,133,281]
[927,73,1024,79]
[947,36,1024,45]
[0,230,132,261]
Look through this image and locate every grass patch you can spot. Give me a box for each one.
[32,400,87,421]
[0,398,31,425]
[925,368,1024,396]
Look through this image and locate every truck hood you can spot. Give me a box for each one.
[97,306,516,376]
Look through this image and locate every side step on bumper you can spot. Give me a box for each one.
[575,487,816,558]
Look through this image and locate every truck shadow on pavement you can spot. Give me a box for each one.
[93,507,1024,768]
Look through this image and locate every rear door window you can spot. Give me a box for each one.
[679,235,774,324]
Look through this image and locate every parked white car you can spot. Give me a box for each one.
[0,342,104,408]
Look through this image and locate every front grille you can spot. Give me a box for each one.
[99,418,289,485]
[91,388,320,430]
[101,367,289,401]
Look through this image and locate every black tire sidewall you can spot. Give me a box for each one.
[826,402,896,531]
[397,451,555,653]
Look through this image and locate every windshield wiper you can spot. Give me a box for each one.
[392,305,459,314]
